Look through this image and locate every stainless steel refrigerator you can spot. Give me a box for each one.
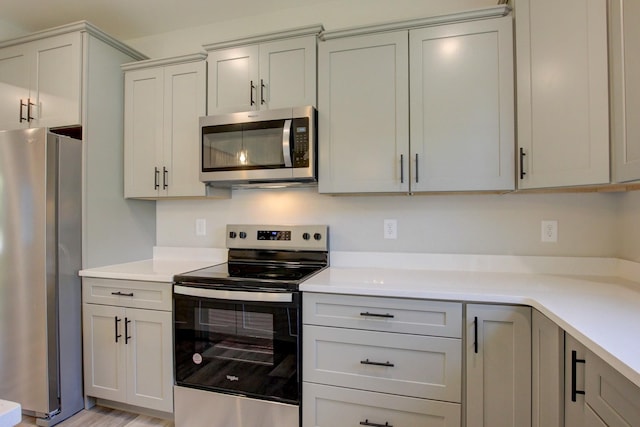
[0,128,84,426]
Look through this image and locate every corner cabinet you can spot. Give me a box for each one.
[465,304,531,427]
[82,277,174,413]
[318,7,514,194]
[204,25,322,114]
[123,54,221,199]
[514,0,610,189]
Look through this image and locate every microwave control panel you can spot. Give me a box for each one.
[292,117,310,167]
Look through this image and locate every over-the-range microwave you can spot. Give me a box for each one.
[199,106,317,187]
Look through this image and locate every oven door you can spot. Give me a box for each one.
[173,285,300,405]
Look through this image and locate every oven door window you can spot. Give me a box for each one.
[174,294,299,404]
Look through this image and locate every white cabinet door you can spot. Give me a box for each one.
[532,310,564,427]
[29,32,82,128]
[515,0,609,188]
[610,0,640,182]
[82,303,127,403]
[318,31,410,194]
[0,44,29,130]
[123,67,164,198]
[163,61,207,197]
[466,304,531,427]
[207,45,259,114]
[259,36,316,110]
[409,16,514,191]
[126,308,174,413]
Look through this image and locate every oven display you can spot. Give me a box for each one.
[257,230,291,241]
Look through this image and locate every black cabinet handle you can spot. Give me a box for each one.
[474,316,478,353]
[115,316,122,343]
[571,350,586,402]
[519,147,527,179]
[400,154,404,184]
[250,80,255,105]
[360,312,394,319]
[415,153,419,183]
[19,99,27,122]
[260,79,266,105]
[125,318,132,344]
[163,167,168,189]
[360,359,394,367]
[360,420,393,427]
[154,167,160,189]
[27,98,34,122]
[111,291,134,297]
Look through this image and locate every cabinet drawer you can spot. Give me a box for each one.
[585,349,640,426]
[303,382,461,427]
[82,277,172,311]
[303,293,462,337]
[303,325,461,402]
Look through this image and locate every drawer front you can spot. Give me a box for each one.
[303,382,461,427]
[82,277,172,311]
[585,350,640,427]
[304,325,461,402]
[303,293,462,337]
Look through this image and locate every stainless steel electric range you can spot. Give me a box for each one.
[173,224,328,427]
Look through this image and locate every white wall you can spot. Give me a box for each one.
[0,18,27,40]
[618,190,640,262]
[124,0,495,57]
[157,189,620,257]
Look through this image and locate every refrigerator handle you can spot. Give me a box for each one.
[115,316,122,343]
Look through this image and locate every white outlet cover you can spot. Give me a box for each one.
[384,219,398,239]
[541,220,558,243]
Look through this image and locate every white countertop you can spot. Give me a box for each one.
[301,252,640,389]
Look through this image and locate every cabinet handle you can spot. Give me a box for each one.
[400,154,404,184]
[111,291,134,297]
[571,350,586,402]
[474,316,478,353]
[27,98,35,122]
[250,80,256,106]
[360,420,393,427]
[360,311,394,319]
[360,359,394,367]
[154,167,160,189]
[125,317,132,344]
[114,316,122,343]
[163,167,169,189]
[415,153,419,183]
[19,99,27,122]
[260,79,266,105]
[519,147,527,179]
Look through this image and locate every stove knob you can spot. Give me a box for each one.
[302,232,311,240]
[314,233,322,241]
[239,231,247,239]
[229,231,237,239]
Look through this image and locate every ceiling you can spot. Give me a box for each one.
[2,0,333,40]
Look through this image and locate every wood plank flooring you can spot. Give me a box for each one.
[17,406,174,427]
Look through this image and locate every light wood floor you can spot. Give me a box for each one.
[17,406,174,427]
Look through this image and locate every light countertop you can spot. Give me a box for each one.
[301,252,640,389]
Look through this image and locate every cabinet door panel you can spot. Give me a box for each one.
[207,46,259,114]
[260,36,316,110]
[410,17,514,191]
[31,33,82,128]
[318,31,409,193]
[124,67,164,198]
[126,308,173,412]
[82,304,127,402]
[565,334,587,427]
[164,62,206,197]
[0,45,29,130]
[532,310,564,427]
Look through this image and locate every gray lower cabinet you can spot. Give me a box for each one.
[465,304,532,427]
[532,310,564,427]
[303,293,462,427]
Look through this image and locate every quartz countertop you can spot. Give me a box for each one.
[300,251,640,389]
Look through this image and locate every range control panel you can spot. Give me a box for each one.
[226,224,328,251]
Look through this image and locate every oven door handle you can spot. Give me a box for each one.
[174,285,293,303]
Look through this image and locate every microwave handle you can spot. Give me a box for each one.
[282,119,293,167]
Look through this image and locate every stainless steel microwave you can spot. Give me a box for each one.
[199,106,317,187]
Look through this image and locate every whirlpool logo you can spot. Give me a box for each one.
[226,375,239,382]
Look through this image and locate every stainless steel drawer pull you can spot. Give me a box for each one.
[360,420,393,427]
[360,312,394,319]
[111,291,134,297]
[360,359,394,367]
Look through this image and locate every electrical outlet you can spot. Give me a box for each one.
[195,218,206,236]
[384,219,398,239]
[541,220,558,243]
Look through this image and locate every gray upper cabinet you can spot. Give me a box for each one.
[204,25,322,114]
